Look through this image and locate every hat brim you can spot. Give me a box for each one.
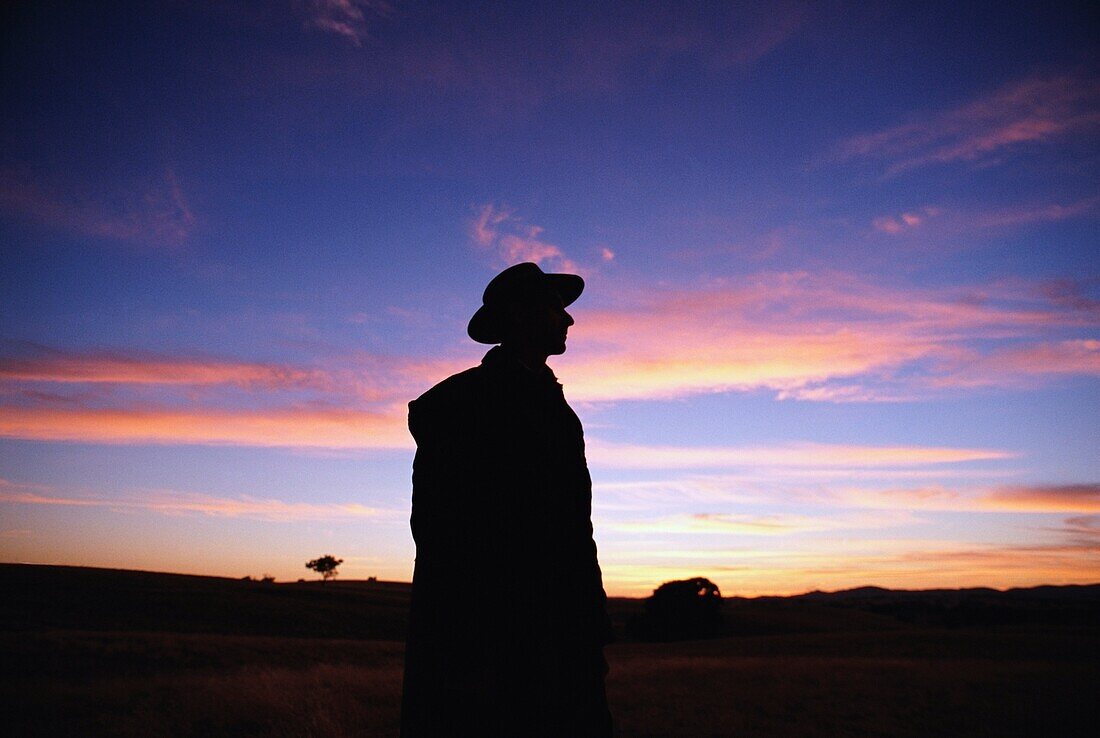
[467,273,584,344]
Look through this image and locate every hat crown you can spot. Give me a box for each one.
[481,262,548,307]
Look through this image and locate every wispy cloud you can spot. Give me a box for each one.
[298,0,393,45]
[928,339,1100,389]
[469,203,579,272]
[872,206,942,234]
[0,479,394,522]
[830,72,1100,174]
[1056,515,1100,547]
[968,195,1100,229]
[0,167,194,248]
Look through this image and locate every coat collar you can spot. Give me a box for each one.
[481,344,561,388]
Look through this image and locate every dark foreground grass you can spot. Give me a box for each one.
[2,627,1096,737]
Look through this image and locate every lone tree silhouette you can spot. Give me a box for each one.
[305,555,344,583]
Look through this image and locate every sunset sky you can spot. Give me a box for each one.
[1,1,1097,596]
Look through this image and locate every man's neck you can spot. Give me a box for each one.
[502,342,549,371]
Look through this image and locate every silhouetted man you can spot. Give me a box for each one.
[400,263,613,737]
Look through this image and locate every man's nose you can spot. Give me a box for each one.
[564,310,574,327]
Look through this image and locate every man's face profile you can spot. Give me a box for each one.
[505,289,575,357]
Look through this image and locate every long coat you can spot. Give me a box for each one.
[400,345,612,737]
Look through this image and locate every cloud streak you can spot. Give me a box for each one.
[0,479,393,522]
[0,405,411,449]
[588,440,1012,470]
[597,474,1099,516]
[0,167,194,248]
[0,344,320,388]
[608,509,916,536]
[831,72,1100,174]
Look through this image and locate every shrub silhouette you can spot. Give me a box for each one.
[631,577,723,641]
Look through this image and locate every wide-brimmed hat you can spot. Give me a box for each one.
[467,262,584,344]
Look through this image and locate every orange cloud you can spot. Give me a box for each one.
[0,405,411,449]
[982,484,1100,513]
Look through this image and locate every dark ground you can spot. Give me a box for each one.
[2,564,1098,736]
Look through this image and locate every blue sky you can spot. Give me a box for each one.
[1,1,1097,595]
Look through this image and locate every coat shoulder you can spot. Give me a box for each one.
[411,364,487,407]
[408,365,490,435]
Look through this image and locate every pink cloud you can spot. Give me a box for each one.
[0,341,473,449]
[831,72,1100,174]
[872,208,939,234]
[0,341,470,404]
[469,203,579,272]
[1,269,1094,453]
[0,167,194,248]
[0,346,319,388]
[0,404,411,449]
[556,271,1098,402]
[299,0,392,45]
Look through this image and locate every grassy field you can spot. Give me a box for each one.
[2,565,1097,736]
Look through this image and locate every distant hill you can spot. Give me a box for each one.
[3,564,1098,641]
[775,583,1100,628]
[0,564,411,640]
